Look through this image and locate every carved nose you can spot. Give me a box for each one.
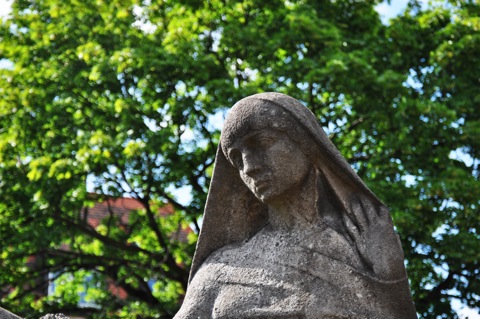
[243,152,261,177]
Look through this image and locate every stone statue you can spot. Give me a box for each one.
[174,92,417,319]
[0,307,69,319]
[0,307,22,319]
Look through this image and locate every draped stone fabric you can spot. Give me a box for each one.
[0,307,22,319]
[174,93,417,319]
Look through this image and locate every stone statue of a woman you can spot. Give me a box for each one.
[174,92,417,318]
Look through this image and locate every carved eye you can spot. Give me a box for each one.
[229,149,243,169]
[256,136,275,149]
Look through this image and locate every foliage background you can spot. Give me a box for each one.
[0,0,478,318]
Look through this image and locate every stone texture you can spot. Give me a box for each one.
[174,92,417,318]
[0,307,22,319]
[0,308,69,319]
[39,315,69,319]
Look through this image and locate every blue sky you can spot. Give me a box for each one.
[0,0,12,18]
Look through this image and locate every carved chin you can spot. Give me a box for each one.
[249,187,272,203]
[250,189,269,202]
[253,189,285,205]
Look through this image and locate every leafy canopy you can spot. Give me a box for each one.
[0,0,478,318]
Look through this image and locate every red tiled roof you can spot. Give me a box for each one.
[18,195,192,306]
[84,195,191,242]
[85,196,173,227]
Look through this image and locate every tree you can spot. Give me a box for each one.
[0,0,478,318]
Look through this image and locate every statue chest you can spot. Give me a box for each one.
[200,233,354,319]
[176,229,408,319]
[207,261,312,319]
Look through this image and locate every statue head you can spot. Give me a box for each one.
[220,99,315,204]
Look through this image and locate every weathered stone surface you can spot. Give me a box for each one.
[0,307,22,319]
[0,308,69,319]
[39,314,69,319]
[174,92,417,318]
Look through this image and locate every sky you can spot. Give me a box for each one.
[0,0,12,18]
[0,0,478,317]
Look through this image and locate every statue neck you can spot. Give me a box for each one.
[267,168,319,232]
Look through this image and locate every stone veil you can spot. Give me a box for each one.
[174,92,417,319]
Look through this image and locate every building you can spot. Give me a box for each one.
[19,195,192,317]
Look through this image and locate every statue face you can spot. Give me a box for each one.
[226,129,312,203]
